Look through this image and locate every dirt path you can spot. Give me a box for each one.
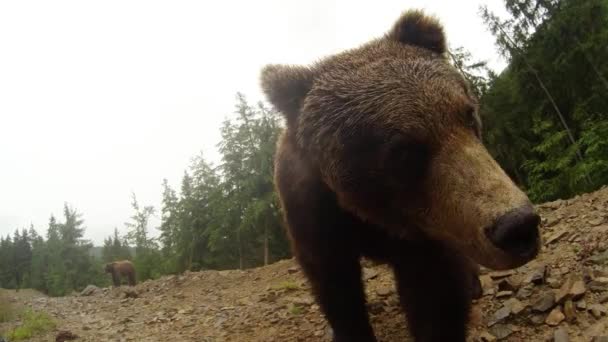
[4,186,608,341]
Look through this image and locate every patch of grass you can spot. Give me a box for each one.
[6,309,56,341]
[287,303,304,315]
[272,280,300,291]
[0,294,16,323]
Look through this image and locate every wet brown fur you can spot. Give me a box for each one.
[104,260,136,287]
[262,9,538,342]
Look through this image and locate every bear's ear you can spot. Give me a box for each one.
[387,10,446,54]
[260,64,314,124]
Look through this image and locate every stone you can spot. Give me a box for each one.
[259,291,278,303]
[495,291,513,299]
[594,269,608,278]
[545,216,562,228]
[545,307,565,326]
[530,315,545,325]
[366,301,384,315]
[34,298,47,304]
[479,275,494,295]
[314,330,325,337]
[589,218,605,226]
[288,296,314,306]
[497,278,519,292]
[525,265,547,285]
[584,268,594,283]
[568,233,579,242]
[599,293,608,304]
[563,300,576,323]
[376,286,393,297]
[545,216,561,226]
[576,300,587,310]
[469,304,483,327]
[362,268,379,280]
[569,280,586,300]
[553,327,569,342]
[478,331,497,341]
[556,278,574,304]
[589,279,608,292]
[544,199,563,209]
[591,306,603,320]
[490,270,515,279]
[593,225,608,234]
[546,229,568,245]
[488,324,513,340]
[585,322,606,338]
[588,250,608,265]
[80,285,100,297]
[489,306,511,327]
[121,288,138,299]
[287,266,299,274]
[589,304,607,318]
[532,292,556,313]
[387,296,399,307]
[55,330,79,342]
[547,277,561,289]
[517,284,534,299]
[593,337,608,342]
[503,298,526,315]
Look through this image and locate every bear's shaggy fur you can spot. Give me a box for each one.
[104,260,136,287]
[261,9,539,342]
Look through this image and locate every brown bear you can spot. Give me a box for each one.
[104,260,136,287]
[260,9,541,342]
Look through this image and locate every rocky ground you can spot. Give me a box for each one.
[2,186,608,341]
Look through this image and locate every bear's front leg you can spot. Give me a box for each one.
[390,240,472,342]
[297,248,376,342]
[112,272,120,287]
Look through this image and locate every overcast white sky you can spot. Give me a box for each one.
[0,0,509,245]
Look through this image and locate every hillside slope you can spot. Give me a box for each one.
[3,186,608,341]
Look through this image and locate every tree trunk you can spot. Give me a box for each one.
[237,227,243,270]
[263,224,269,266]
[494,21,591,185]
[188,241,193,271]
[574,37,608,93]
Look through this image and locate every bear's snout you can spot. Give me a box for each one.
[484,205,540,261]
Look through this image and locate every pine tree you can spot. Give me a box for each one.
[479,0,608,202]
[28,225,47,292]
[0,235,15,288]
[125,193,160,281]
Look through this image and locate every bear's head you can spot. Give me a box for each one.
[261,10,540,270]
[104,262,115,273]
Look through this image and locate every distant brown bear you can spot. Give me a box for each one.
[261,9,540,342]
[104,260,136,287]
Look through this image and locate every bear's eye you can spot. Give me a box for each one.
[386,136,430,179]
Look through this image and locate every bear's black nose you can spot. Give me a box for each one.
[485,205,540,259]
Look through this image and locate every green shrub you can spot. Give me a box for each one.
[6,309,56,341]
[271,280,300,291]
